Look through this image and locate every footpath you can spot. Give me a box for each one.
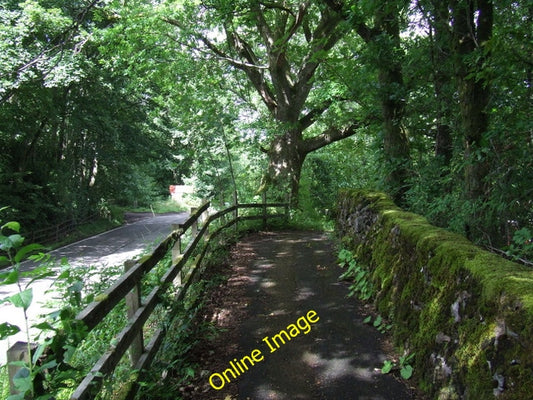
[185,231,421,400]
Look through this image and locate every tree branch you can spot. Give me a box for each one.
[259,1,296,16]
[282,2,311,47]
[254,3,275,50]
[163,17,268,70]
[297,10,344,86]
[0,0,102,106]
[301,122,360,155]
[298,100,335,130]
[322,0,379,42]
[226,30,279,112]
[355,21,380,43]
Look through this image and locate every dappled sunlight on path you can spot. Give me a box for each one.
[218,231,415,400]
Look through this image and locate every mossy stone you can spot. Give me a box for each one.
[337,189,533,399]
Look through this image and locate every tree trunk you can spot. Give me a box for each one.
[264,131,306,207]
[379,66,410,204]
[451,0,493,237]
[374,4,411,205]
[430,0,454,166]
[452,0,493,202]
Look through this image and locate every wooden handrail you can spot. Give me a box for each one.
[76,234,174,331]
[176,201,210,232]
[68,200,288,400]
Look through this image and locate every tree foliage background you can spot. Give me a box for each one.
[1,0,531,253]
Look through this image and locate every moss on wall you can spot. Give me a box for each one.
[336,189,533,399]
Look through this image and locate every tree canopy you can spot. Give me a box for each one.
[1,0,531,253]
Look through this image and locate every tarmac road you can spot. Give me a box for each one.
[0,212,188,365]
[198,231,417,399]
[237,231,413,399]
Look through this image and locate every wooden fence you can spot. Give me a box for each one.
[66,198,288,399]
[22,213,99,245]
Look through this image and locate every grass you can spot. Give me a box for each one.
[126,198,190,214]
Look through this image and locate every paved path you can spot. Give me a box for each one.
[206,231,415,399]
[0,212,188,365]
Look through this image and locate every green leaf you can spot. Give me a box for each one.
[0,322,21,339]
[36,395,55,400]
[38,359,58,371]
[400,365,413,379]
[63,345,77,363]
[381,360,394,374]
[363,316,372,324]
[185,366,195,378]
[373,315,382,327]
[13,366,32,392]
[32,342,47,364]
[7,393,25,400]
[0,269,20,285]
[14,243,45,263]
[33,321,56,331]
[337,249,353,265]
[68,281,84,294]
[28,252,51,263]
[2,221,20,233]
[8,361,28,368]
[8,234,24,249]
[25,265,55,288]
[23,264,51,278]
[7,288,33,310]
[399,352,415,366]
[0,235,13,251]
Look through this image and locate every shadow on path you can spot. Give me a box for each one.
[197,231,417,400]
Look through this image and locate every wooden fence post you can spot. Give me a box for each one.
[190,207,198,238]
[262,192,267,229]
[233,191,238,231]
[124,260,143,367]
[7,342,35,395]
[171,224,182,286]
[203,204,209,237]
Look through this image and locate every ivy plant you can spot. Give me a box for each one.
[338,248,374,301]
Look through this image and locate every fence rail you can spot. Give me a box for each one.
[66,198,287,400]
[22,213,99,245]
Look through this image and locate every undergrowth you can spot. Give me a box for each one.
[133,220,258,399]
[337,247,415,381]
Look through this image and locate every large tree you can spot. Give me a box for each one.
[164,1,364,205]
[325,0,411,204]
[450,0,493,236]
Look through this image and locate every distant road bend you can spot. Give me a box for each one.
[0,211,188,365]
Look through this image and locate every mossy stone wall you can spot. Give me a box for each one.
[336,189,533,399]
